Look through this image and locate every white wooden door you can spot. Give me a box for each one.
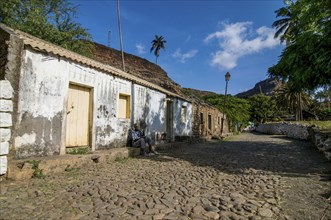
[66,84,91,147]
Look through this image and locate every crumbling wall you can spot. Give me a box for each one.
[191,101,228,139]
[0,30,22,174]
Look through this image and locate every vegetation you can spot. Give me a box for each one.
[248,94,277,125]
[274,83,312,121]
[27,160,45,179]
[203,94,251,131]
[150,35,166,64]
[0,0,93,57]
[269,0,331,91]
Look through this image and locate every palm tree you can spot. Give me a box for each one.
[150,35,166,64]
[272,3,299,43]
[274,83,311,121]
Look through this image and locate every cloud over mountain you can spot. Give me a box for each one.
[204,21,280,70]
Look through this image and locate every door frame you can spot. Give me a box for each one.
[60,82,95,155]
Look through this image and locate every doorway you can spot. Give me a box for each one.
[65,84,92,148]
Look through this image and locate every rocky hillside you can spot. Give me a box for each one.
[92,43,281,102]
[92,43,186,97]
[236,78,282,98]
[182,88,218,98]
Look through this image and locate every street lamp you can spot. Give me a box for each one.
[221,72,231,136]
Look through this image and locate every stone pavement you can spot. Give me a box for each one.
[0,132,330,219]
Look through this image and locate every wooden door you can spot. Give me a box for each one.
[166,100,173,141]
[66,84,91,147]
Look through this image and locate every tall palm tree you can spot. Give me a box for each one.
[274,83,311,121]
[150,35,166,64]
[272,3,299,43]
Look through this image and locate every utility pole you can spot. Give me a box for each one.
[117,0,125,72]
[108,30,111,47]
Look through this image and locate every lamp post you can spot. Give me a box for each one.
[221,72,231,136]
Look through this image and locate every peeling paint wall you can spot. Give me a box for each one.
[14,47,184,157]
[95,77,131,149]
[14,49,136,156]
[133,84,167,138]
[173,99,193,137]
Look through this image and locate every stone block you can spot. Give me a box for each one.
[0,142,9,155]
[0,128,11,142]
[0,155,7,175]
[0,113,12,127]
[0,80,14,99]
[0,100,13,112]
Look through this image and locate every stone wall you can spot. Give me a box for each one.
[256,122,310,140]
[191,100,228,139]
[256,122,331,160]
[0,80,14,175]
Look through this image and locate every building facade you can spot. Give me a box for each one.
[0,24,192,175]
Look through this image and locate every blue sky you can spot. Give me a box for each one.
[71,0,285,95]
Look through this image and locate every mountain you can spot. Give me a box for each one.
[235,78,282,98]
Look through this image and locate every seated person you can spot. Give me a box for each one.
[131,123,156,156]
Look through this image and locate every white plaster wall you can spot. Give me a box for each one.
[133,84,167,136]
[15,49,135,155]
[173,99,193,136]
[94,76,132,148]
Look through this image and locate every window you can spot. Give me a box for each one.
[118,94,130,119]
[181,106,187,122]
[208,114,212,130]
[218,116,221,125]
[200,112,203,124]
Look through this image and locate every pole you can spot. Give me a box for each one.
[117,0,125,72]
[221,74,230,136]
[221,81,228,135]
[108,30,111,47]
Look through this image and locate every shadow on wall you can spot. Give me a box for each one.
[138,92,165,135]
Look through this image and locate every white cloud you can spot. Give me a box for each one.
[204,21,280,70]
[135,43,146,55]
[184,35,192,43]
[173,48,198,63]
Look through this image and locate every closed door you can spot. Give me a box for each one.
[166,100,173,140]
[66,84,91,147]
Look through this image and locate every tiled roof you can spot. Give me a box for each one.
[0,23,187,100]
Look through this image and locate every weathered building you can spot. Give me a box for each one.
[192,98,227,139]
[0,24,192,174]
[91,43,229,140]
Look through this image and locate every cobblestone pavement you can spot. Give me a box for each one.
[1,132,330,220]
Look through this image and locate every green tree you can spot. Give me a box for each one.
[203,94,250,132]
[248,94,277,125]
[150,35,166,64]
[272,2,298,43]
[0,0,93,57]
[274,83,312,121]
[269,0,331,90]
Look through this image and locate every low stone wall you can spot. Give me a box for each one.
[256,122,331,160]
[256,122,310,140]
[308,127,331,161]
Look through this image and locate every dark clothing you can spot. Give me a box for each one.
[131,128,153,155]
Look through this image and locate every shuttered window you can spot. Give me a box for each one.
[118,94,130,119]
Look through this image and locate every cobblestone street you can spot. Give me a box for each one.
[1,132,330,220]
